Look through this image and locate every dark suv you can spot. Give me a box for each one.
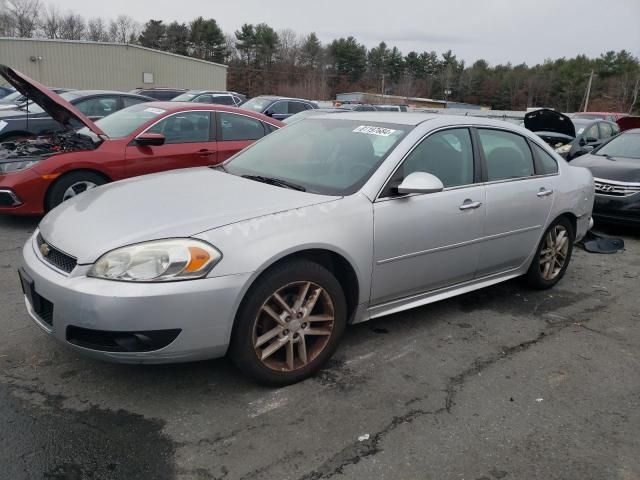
[240,96,317,120]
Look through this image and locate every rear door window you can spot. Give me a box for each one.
[219,112,265,141]
[211,95,235,106]
[530,142,559,175]
[146,111,211,144]
[478,129,535,181]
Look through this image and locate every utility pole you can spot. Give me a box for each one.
[381,74,386,102]
[584,70,594,112]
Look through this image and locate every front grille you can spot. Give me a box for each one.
[37,233,77,274]
[595,178,640,197]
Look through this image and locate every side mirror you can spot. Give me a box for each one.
[264,110,273,117]
[586,137,598,144]
[135,132,165,146]
[397,172,444,195]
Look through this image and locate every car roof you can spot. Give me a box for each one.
[254,95,313,102]
[70,90,150,97]
[311,112,437,126]
[143,101,284,122]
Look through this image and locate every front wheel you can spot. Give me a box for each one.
[46,171,107,211]
[524,217,574,289]
[230,260,347,386]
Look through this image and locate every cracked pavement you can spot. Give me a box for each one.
[1,215,639,480]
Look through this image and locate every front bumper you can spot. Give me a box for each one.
[0,168,49,215]
[21,232,251,363]
[593,192,640,225]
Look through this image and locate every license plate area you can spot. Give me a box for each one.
[18,268,53,326]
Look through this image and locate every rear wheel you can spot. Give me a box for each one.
[525,217,574,289]
[46,171,108,211]
[230,260,347,386]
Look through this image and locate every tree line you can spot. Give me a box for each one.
[1,0,639,113]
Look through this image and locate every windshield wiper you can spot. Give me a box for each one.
[242,175,306,191]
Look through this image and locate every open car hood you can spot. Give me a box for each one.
[0,65,105,137]
[617,116,640,132]
[524,109,575,138]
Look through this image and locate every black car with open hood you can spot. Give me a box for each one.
[0,65,152,143]
[525,108,619,161]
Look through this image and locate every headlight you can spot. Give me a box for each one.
[88,239,222,282]
[555,143,572,154]
[0,160,39,174]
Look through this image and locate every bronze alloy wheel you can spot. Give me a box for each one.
[252,281,335,372]
[539,224,570,281]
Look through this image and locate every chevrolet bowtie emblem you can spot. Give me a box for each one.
[39,243,51,256]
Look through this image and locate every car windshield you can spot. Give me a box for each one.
[241,97,274,112]
[0,91,24,104]
[172,92,199,102]
[20,91,80,114]
[224,118,411,195]
[595,132,640,159]
[78,104,167,139]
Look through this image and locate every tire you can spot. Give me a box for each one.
[230,259,347,386]
[524,216,575,290]
[46,171,108,211]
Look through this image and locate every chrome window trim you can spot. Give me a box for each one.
[138,110,280,139]
[594,177,640,187]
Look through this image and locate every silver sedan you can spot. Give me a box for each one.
[20,113,594,385]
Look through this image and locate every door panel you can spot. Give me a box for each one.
[475,128,554,276]
[126,111,217,177]
[372,187,486,304]
[478,179,555,275]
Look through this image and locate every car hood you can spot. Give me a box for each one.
[39,167,338,264]
[617,116,640,132]
[0,65,105,136]
[524,109,575,138]
[571,153,640,183]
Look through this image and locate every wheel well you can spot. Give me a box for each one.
[557,212,577,236]
[44,169,112,211]
[255,249,360,323]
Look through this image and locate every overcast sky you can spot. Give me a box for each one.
[44,0,640,65]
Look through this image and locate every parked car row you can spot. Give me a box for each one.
[0,65,637,386]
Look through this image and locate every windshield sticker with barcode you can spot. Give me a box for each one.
[144,107,166,115]
[577,128,585,135]
[0,120,7,132]
[353,125,396,136]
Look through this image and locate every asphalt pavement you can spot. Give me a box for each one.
[1,214,639,480]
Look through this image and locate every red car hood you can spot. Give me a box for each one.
[617,116,640,132]
[0,65,105,137]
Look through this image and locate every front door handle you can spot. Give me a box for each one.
[198,149,215,157]
[537,188,554,197]
[459,200,482,210]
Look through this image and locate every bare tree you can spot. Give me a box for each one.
[5,0,40,37]
[87,17,108,42]
[109,14,138,43]
[41,4,60,39]
[0,0,14,36]
[58,12,85,40]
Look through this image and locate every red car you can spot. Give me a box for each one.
[0,66,282,215]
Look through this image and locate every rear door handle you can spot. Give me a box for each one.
[198,149,215,157]
[537,188,554,197]
[459,200,482,210]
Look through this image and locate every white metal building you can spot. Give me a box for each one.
[0,37,227,91]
